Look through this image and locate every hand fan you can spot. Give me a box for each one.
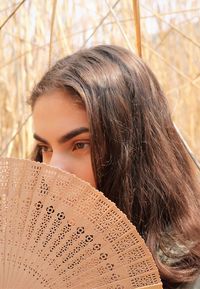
[0,157,163,289]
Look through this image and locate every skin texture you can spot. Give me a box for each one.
[32,89,96,188]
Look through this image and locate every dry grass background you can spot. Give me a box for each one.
[0,0,200,162]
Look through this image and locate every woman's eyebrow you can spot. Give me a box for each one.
[33,127,89,145]
[58,127,89,143]
[33,133,49,144]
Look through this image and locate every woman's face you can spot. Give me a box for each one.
[32,89,96,187]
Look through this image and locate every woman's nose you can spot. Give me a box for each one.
[49,153,71,172]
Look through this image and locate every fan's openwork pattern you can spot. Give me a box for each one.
[0,157,163,289]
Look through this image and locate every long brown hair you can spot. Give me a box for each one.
[29,45,200,288]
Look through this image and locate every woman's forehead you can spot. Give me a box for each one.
[32,90,88,139]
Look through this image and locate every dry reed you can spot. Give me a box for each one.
[0,0,200,160]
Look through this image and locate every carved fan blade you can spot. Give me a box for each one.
[0,157,163,289]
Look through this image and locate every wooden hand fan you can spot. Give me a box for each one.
[0,157,163,289]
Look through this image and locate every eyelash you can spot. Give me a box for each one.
[37,145,52,154]
[37,141,90,153]
[72,142,89,151]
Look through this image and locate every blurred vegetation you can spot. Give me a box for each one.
[0,0,200,160]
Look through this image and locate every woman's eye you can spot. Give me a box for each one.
[38,145,52,153]
[72,142,90,151]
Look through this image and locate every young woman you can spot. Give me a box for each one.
[29,45,200,289]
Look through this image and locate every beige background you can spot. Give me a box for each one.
[0,0,200,161]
